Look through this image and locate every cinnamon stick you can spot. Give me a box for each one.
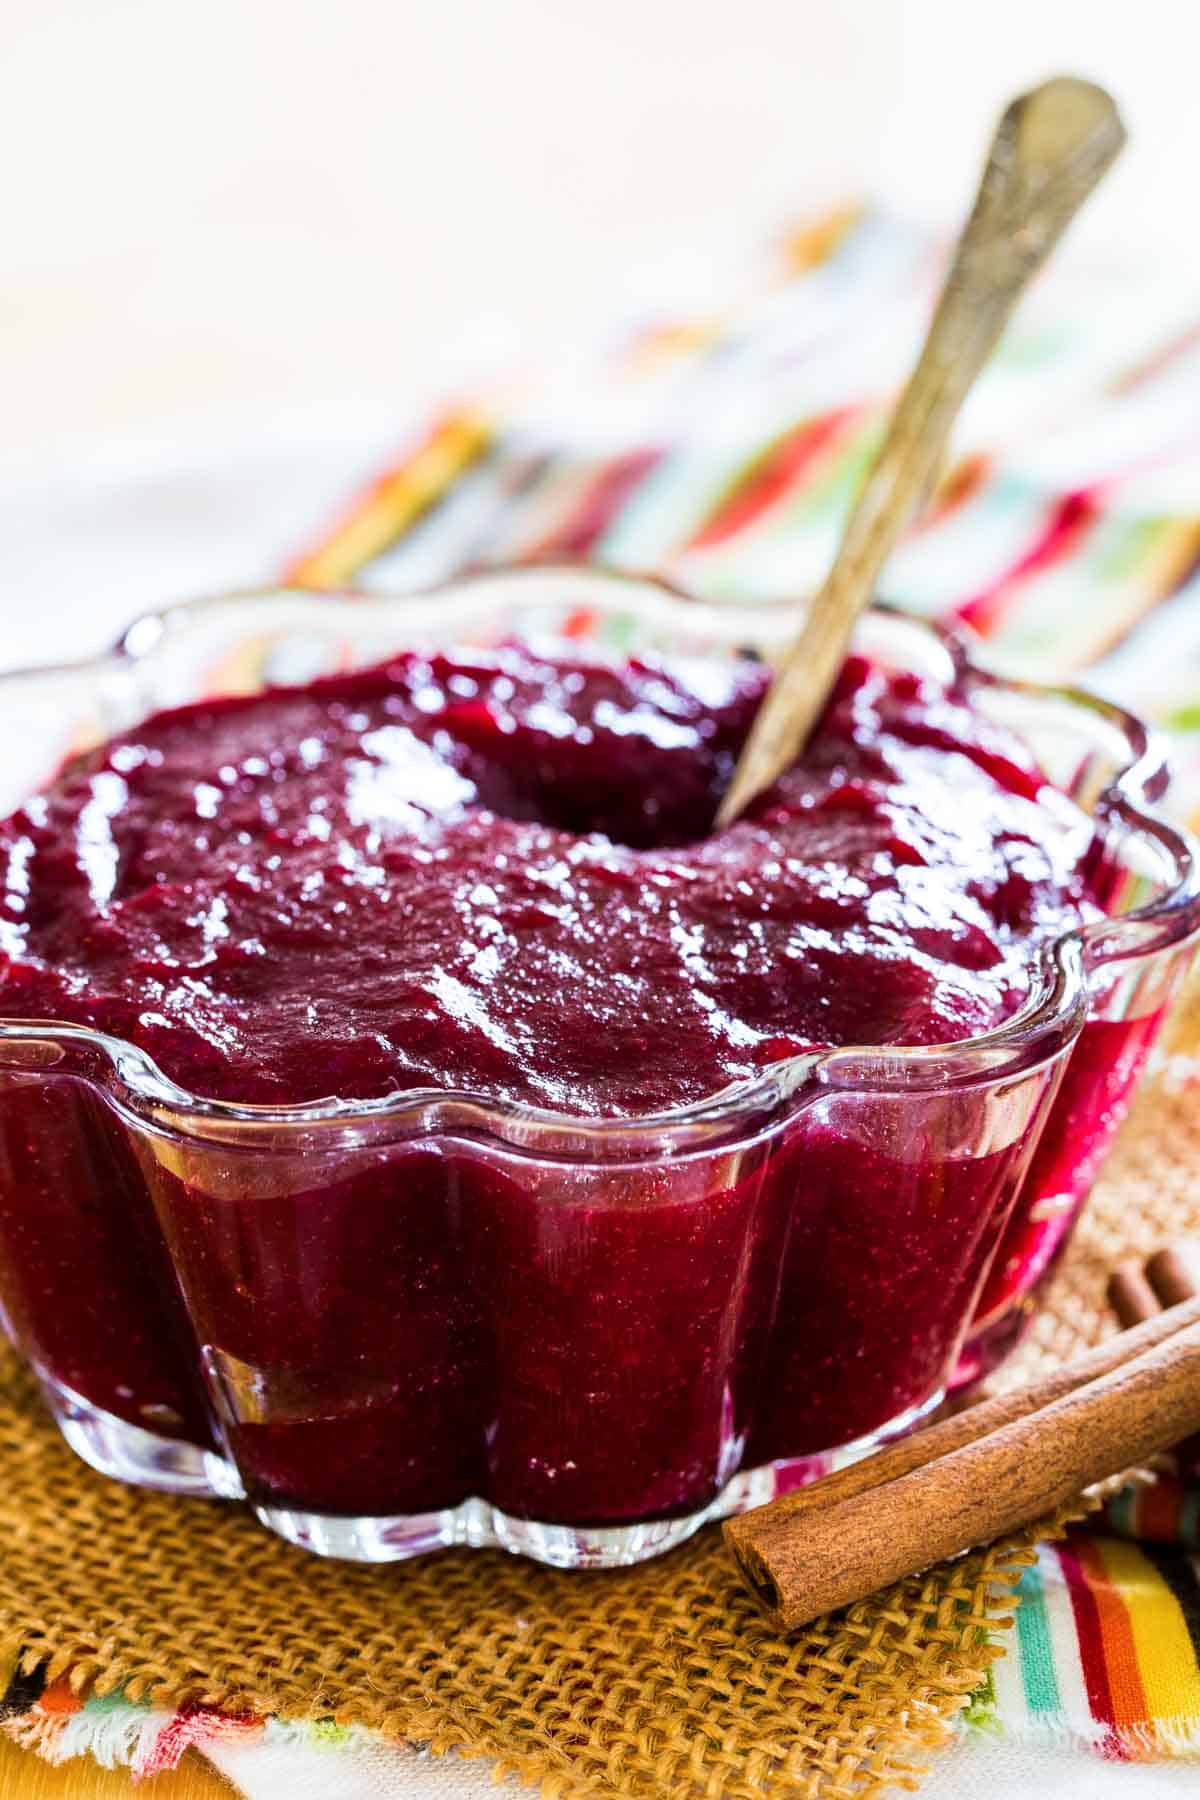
[1108,1263,1163,1331]
[1108,1244,1200,1476]
[727,1289,1200,1554]
[725,1301,1200,1631]
[1146,1245,1200,1309]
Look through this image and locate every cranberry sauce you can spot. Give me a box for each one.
[0,1076,214,1445]
[136,1105,1054,1524]
[955,1006,1165,1386]
[0,644,1109,1519]
[0,647,1099,1111]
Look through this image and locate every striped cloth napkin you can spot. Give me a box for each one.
[7,202,1200,1790]
[289,203,1200,828]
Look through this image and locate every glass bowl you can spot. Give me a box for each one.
[0,568,1195,1569]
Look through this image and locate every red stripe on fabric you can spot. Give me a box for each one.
[684,407,857,553]
[140,1704,263,1775]
[1138,1476,1187,1542]
[524,448,663,560]
[1108,317,1200,396]
[921,451,993,530]
[953,485,1104,637]
[1057,1540,1127,1758]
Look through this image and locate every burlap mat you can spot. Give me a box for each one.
[2,998,1198,1799]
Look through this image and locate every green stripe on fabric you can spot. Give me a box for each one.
[310,1718,352,1746]
[1099,513,1168,582]
[1181,1489,1200,1548]
[962,1664,998,1729]
[82,1687,142,1716]
[1106,1486,1138,1537]
[1015,1559,1062,1715]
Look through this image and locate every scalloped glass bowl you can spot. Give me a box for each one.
[0,569,1195,1569]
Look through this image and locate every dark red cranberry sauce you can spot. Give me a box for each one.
[0,643,1114,1520]
[0,646,1100,1113]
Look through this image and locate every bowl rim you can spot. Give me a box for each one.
[0,565,1196,1161]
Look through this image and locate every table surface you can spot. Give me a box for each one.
[0,1738,228,1798]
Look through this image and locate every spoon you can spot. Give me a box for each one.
[716,76,1126,827]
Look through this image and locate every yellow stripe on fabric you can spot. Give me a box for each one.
[1094,1537,1200,1725]
[621,321,723,376]
[622,205,862,379]
[777,202,862,276]
[1149,516,1200,604]
[287,408,494,588]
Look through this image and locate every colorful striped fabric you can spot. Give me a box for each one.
[1105,1475,1200,1550]
[298,204,1200,831]
[0,1656,362,1778]
[975,1540,1200,1758]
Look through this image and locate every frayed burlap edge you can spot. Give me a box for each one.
[0,1479,1084,1800]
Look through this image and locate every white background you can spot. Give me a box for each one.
[4,0,1200,467]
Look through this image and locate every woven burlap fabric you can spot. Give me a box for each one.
[1,1001,1197,1799]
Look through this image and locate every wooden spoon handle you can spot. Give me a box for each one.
[716,78,1125,827]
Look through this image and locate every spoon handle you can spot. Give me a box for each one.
[716,77,1125,827]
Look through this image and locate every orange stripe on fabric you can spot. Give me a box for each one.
[1095,1537,1200,1727]
[284,408,494,589]
[921,451,993,530]
[36,1677,83,1717]
[622,206,860,377]
[621,321,723,375]
[1151,517,1200,606]
[1070,1536,1150,1734]
[776,203,862,277]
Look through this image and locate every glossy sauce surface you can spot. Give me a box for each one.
[0,647,1098,1113]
